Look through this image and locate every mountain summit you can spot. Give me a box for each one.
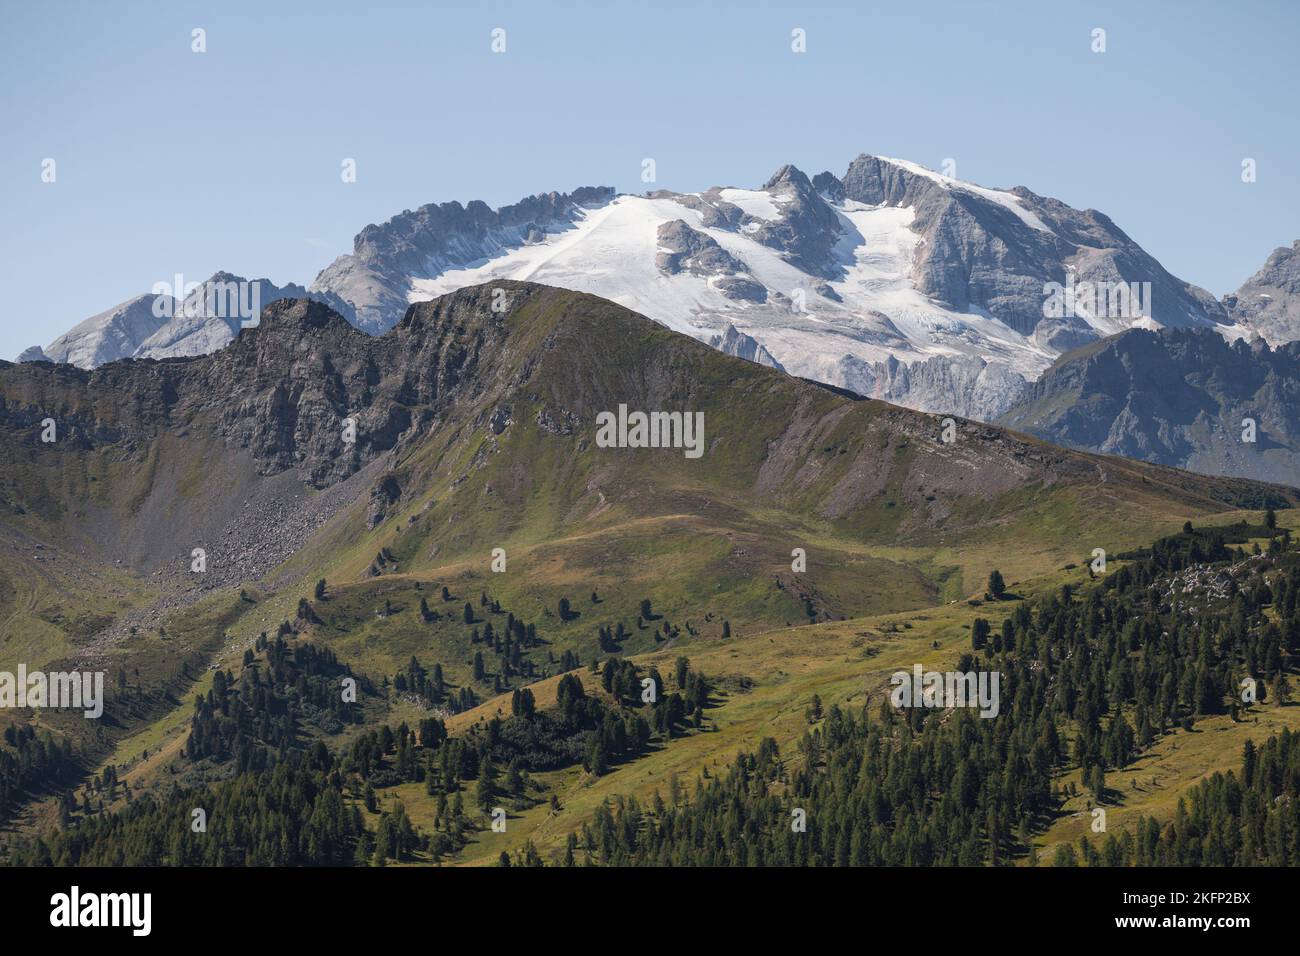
[1224,239,1300,346]
[28,156,1253,422]
[1,281,1292,871]
[307,155,1230,419]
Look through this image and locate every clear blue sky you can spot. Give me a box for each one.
[2,0,1297,359]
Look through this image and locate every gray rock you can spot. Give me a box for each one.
[840,154,1227,338]
[998,327,1300,485]
[838,353,1032,420]
[707,325,785,370]
[311,186,616,333]
[746,165,843,279]
[1225,240,1300,345]
[713,276,768,303]
[655,220,747,278]
[44,293,173,368]
[41,273,354,368]
[812,171,845,202]
[667,190,748,230]
[39,154,1246,429]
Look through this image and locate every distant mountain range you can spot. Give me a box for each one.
[19,155,1300,481]
[996,242,1300,485]
[1221,239,1300,347]
[5,281,1284,603]
[23,274,354,369]
[7,280,1292,868]
[998,326,1300,485]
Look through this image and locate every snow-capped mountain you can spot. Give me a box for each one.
[26,155,1240,419]
[39,292,174,369]
[32,274,353,368]
[307,155,1230,417]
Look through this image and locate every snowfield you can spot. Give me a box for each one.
[39,156,1236,423]
[409,187,1059,394]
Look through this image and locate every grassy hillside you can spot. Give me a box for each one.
[1,282,1297,865]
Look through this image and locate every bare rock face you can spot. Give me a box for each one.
[3,291,522,492]
[840,154,1227,338]
[659,190,747,230]
[746,165,843,279]
[707,324,784,370]
[43,293,172,368]
[838,353,1032,421]
[129,274,355,362]
[16,346,48,363]
[1225,240,1300,345]
[38,275,354,369]
[367,473,402,528]
[998,327,1300,485]
[535,406,579,436]
[812,170,845,202]
[41,154,1246,429]
[191,292,522,487]
[311,186,616,333]
[656,220,748,278]
[655,220,768,304]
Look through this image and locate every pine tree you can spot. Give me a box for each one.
[987,570,1006,600]
[476,759,497,811]
[585,738,609,776]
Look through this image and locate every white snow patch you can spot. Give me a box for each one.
[407,190,1059,395]
[718,188,781,221]
[410,196,722,337]
[878,157,1053,234]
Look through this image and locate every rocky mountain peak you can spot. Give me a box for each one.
[763,163,814,192]
[811,170,845,201]
[1250,240,1300,291]
[252,295,358,335]
[998,325,1300,485]
[34,154,1252,432]
[315,186,617,333]
[1225,240,1300,347]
